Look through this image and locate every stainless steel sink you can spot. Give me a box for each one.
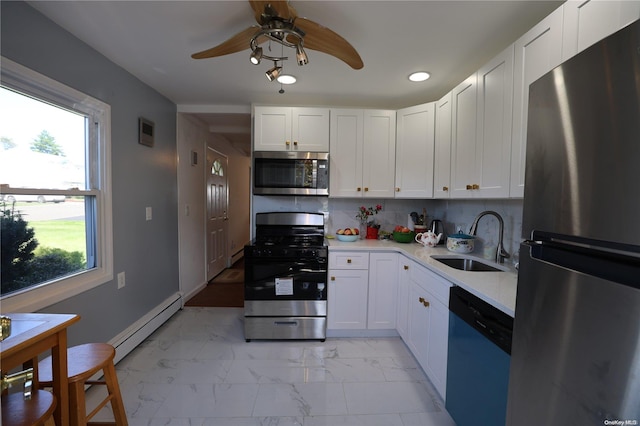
[431,256,507,272]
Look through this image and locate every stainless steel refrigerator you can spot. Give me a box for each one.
[507,19,640,426]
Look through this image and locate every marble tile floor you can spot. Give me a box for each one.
[88,307,456,426]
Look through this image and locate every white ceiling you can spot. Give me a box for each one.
[27,0,564,144]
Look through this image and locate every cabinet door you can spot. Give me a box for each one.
[396,260,410,341]
[423,295,449,399]
[450,74,478,198]
[328,269,369,329]
[362,110,397,198]
[434,92,452,199]
[407,263,451,399]
[367,253,398,329]
[475,45,514,198]
[329,109,364,197]
[254,106,292,151]
[292,107,330,151]
[395,103,435,199]
[407,280,430,367]
[562,0,640,61]
[510,6,564,197]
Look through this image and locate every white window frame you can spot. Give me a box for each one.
[1,57,113,312]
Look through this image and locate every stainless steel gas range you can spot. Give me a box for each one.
[244,212,328,341]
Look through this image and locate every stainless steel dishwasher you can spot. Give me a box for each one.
[445,286,513,426]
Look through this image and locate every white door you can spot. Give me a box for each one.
[206,147,228,281]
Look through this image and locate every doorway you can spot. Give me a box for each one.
[206,146,228,281]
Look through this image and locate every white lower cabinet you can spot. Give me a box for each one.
[328,251,398,330]
[367,253,399,329]
[328,252,369,329]
[396,261,410,340]
[404,259,452,399]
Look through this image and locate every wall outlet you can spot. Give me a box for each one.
[117,271,126,289]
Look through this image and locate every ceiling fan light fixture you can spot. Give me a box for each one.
[277,74,297,84]
[295,44,308,66]
[250,47,263,65]
[409,71,431,82]
[265,64,282,81]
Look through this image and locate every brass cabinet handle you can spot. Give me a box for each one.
[286,140,290,146]
[472,184,479,190]
[443,186,449,191]
[423,300,430,307]
[347,259,352,264]
[466,184,472,190]
[364,187,369,192]
[331,276,335,281]
[293,141,298,146]
[396,187,400,192]
[357,187,362,192]
[419,297,425,303]
[404,265,409,270]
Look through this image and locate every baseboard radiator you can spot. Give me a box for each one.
[109,292,182,364]
[229,248,244,267]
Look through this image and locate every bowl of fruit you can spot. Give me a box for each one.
[336,228,359,242]
[392,225,415,243]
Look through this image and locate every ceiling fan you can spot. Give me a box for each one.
[191,0,364,73]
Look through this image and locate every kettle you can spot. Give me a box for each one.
[429,219,445,245]
[415,230,443,247]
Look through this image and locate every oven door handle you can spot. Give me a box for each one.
[296,268,327,274]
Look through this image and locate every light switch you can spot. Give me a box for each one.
[146,207,152,221]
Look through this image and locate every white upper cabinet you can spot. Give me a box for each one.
[395,103,436,198]
[330,109,396,198]
[434,92,452,199]
[329,109,364,197]
[450,45,514,199]
[450,74,478,198]
[363,110,397,198]
[474,44,514,198]
[510,6,564,198]
[562,0,640,61]
[254,106,329,151]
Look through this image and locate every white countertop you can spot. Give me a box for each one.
[326,238,518,317]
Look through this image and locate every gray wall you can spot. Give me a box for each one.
[1,1,179,345]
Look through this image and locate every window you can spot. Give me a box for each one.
[0,58,113,312]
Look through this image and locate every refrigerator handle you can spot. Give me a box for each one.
[523,239,640,289]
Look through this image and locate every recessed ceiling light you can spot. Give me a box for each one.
[277,75,297,85]
[409,71,430,82]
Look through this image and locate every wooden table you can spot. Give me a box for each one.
[1,313,80,426]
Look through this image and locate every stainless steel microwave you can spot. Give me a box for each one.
[253,151,329,196]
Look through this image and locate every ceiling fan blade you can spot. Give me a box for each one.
[293,18,363,69]
[191,26,259,59]
[249,0,296,23]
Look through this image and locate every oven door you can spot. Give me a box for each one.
[245,256,327,302]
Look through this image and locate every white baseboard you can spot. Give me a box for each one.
[326,329,399,338]
[229,249,244,267]
[109,292,182,364]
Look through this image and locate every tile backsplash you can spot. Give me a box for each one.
[253,196,524,265]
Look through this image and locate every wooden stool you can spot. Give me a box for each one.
[1,390,56,426]
[38,343,128,426]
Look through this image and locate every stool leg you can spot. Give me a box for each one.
[69,380,87,426]
[103,363,128,426]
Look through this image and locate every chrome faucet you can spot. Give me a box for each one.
[469,211,510,264]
